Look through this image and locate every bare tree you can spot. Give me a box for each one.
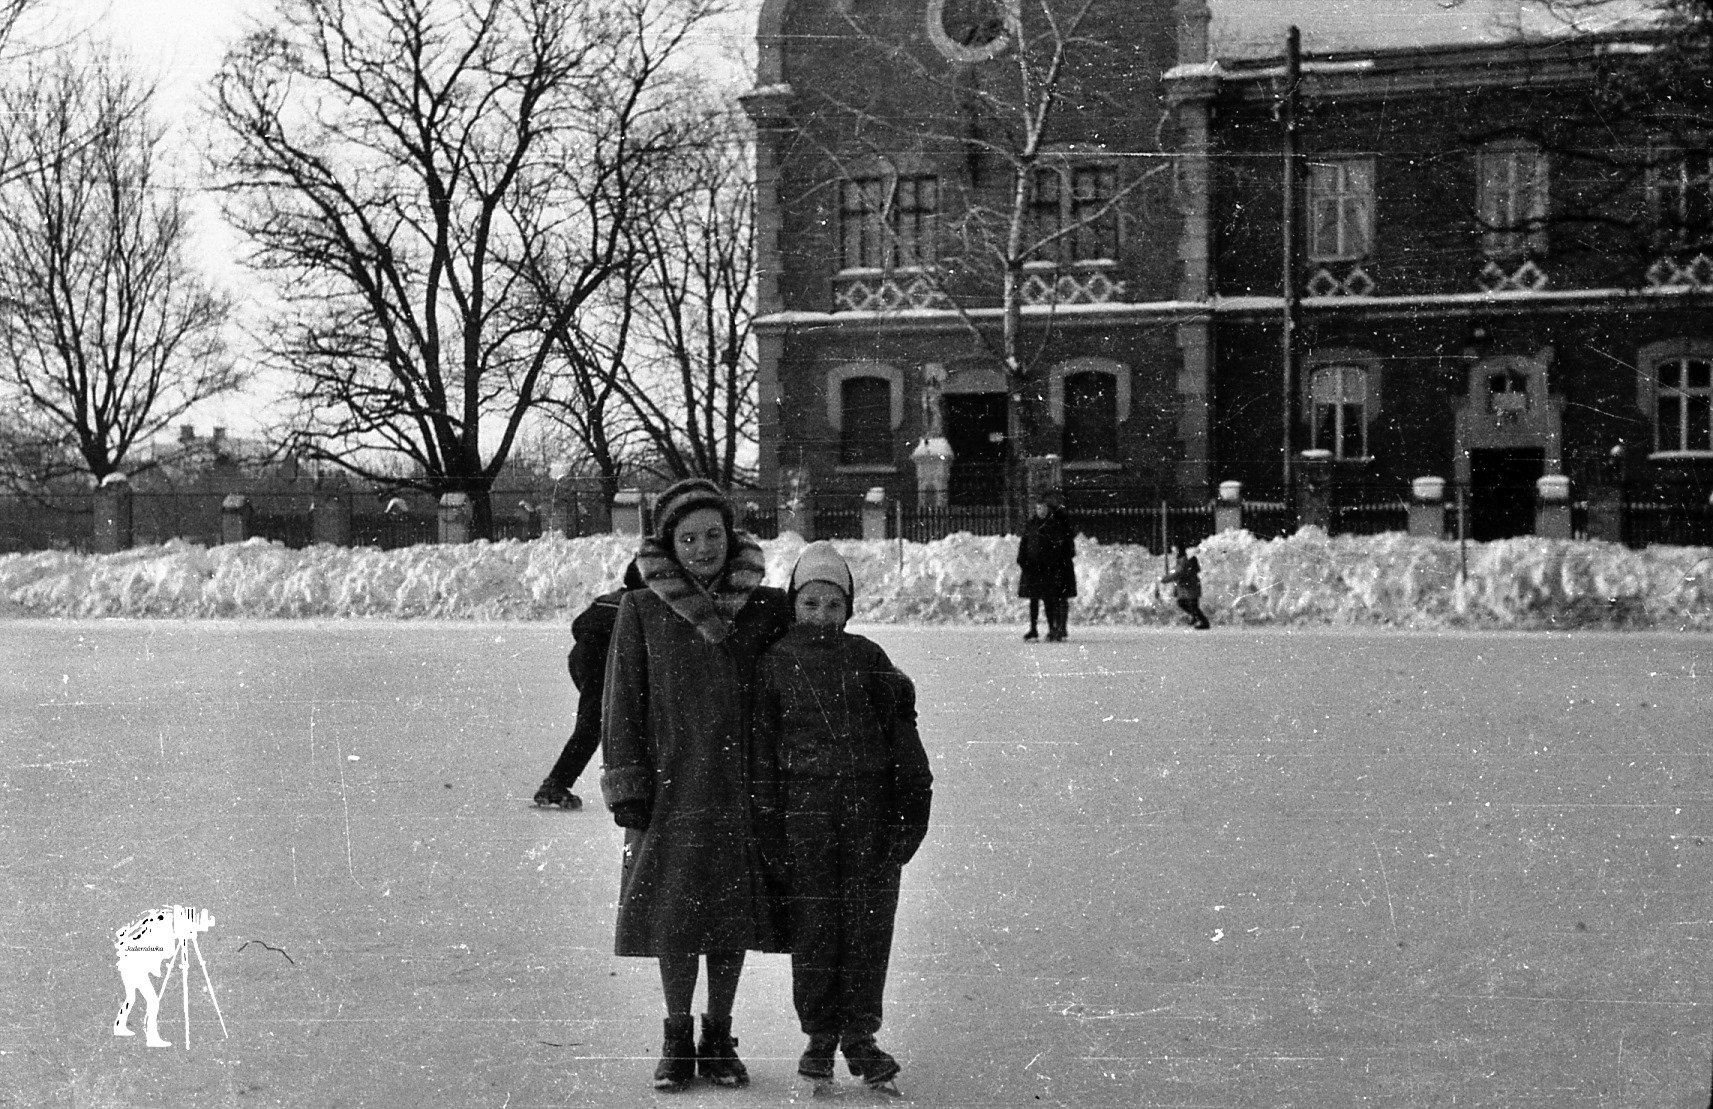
[549,103,759,489]
[0,44,238,489]
[784,0,1170,509]
[209,0,723,537]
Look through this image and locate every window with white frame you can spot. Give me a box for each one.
[1308,158,1375,262]
[1061,371,1119,462]
[1029,163,1119,263]
[840,176,938,270]
[839,376,894,464]
[1477,141,1549,257]
[1654,355,1713,453]
[1650,145,1713,248]
[1310,364,1369,459]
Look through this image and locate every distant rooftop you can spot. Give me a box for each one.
[1208,0,1658,60]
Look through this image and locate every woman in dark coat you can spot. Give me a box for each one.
[600,478,792,1090]
[1015,488,1078,641]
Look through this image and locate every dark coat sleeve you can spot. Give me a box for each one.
[599,592,654,810]
[869,643,932,865]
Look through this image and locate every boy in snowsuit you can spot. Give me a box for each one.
[752,541,933,1091]
[532,560,645,809]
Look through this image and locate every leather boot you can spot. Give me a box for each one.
[652,1016,696,1090]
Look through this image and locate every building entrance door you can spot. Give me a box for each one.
[943,393,1007,505]
[1468,447,1543,540]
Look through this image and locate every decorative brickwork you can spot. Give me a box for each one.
[832,273,950,312]
[1477,259,1549,293]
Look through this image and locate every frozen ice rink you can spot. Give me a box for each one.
[3,620,1710,1107]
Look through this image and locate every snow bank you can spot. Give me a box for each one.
[1,529,1709,629]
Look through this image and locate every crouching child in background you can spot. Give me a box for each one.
[752,541,933,1095]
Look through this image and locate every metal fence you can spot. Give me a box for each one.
[1623,500,1713,548]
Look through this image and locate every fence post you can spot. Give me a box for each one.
[861,487,888,541]
[312,482,352,546]
[1535,474,1572,539]
[1585,481,1625,544]
[93,472,133,554]
[1215,480,1243,533]
[438,493,472,544]
[1408,476,1446,539]
[1295,450,1333,532]
[611,489,645,537]
[220,494,252,545]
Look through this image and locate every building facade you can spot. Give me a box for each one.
[746,0,1713,537]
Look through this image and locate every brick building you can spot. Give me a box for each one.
[745,0,1713,539]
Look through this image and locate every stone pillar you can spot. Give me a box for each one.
[546,485,579,538]
[312,484,352,546]
[861,487,888,540]
[220,494,252,545]
[909,438,952,511]
[1214,480,1243,533]
[779,467,813,540]
[1295,450,1333,532]
[438,493,473,544]
[1408,476,1446,540]
[1535,474,1572,539]
[1024,455,1063,503]
[93,472,133,554]
[611,489,645,537]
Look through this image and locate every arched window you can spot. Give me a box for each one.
[1062,371,1118,462]
[839,376,894,465]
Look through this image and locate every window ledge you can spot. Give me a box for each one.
[1063,460,1123,471]
[836,464,900,474]
[1647,450,1713,461]
[1022,259,1118,271]
[835,267,929,278]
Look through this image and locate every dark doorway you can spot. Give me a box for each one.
[944,393,1007,505]
[1468,447,1544,540]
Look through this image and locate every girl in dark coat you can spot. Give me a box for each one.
[1161,543,1212,629]
[752,542,932,1093]
[600,479,792,1090]
[1015,489,1078,641]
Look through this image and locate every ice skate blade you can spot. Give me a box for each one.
[866,1078,902,1097]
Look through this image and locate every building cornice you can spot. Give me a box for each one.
[756,284,1713,332]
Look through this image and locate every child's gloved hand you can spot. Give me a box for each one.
[611,800,652,830]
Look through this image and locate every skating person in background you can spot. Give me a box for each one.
[1015,488,1077,641]
[600,478,792,1091]
[532,560,645,810]
[752,541,933,1095]
[1162,543,1212,630]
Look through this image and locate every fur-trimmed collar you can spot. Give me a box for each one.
[634,531,767,644]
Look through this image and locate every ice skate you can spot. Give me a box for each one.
[842,1036,901,1095]
[800,1032,839,1096]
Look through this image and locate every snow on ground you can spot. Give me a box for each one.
[1,528,1710,629]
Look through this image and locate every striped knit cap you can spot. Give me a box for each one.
[653,478,734,547]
